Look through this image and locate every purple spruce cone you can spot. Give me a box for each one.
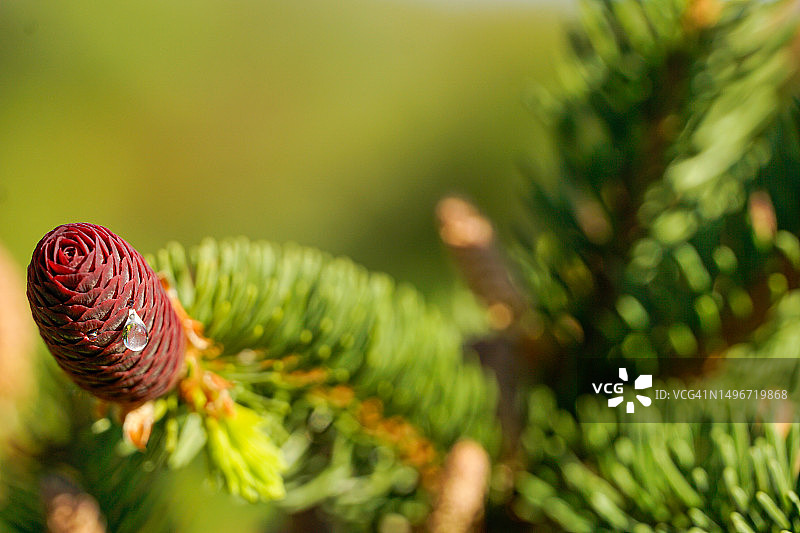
[27,223,185,404]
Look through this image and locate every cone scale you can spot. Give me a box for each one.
[27,223,185,404]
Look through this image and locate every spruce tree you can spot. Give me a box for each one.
[3,0,800,532]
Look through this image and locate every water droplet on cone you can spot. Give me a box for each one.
[122,309,148,351]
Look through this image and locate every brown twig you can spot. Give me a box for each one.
[426,440,490,533]
[40,474,106,533]
[436,197,561,453]
[436,197,527,331]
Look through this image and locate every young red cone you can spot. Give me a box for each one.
[27,223,185,405]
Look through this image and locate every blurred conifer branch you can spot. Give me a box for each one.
[507,0,800,530]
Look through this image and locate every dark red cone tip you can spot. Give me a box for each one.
[27,223,185,404]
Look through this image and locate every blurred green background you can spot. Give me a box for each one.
[0,0,567,530]
[0,0,568,293]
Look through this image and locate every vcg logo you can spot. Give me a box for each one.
[592,368,652,413]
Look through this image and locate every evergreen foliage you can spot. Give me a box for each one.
[511,0,800,531]
[517,0,800,367]
[147,238,499,529]
[516,386,800,532]
[4,0,800,531]
[0,359,173,533]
